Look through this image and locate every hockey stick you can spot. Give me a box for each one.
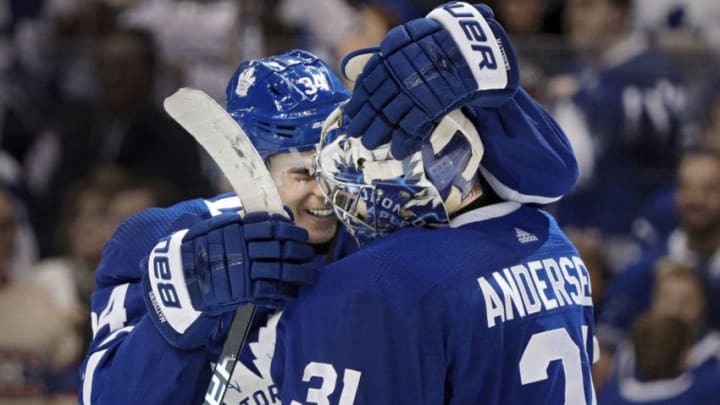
[163,88,286,405]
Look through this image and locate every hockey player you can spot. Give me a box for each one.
[79,50,356,404]
[82,2,586,403]
[267,2,596,403]
[271,89,596,405]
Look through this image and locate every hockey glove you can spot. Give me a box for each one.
[142,211,316,349]
[342,2,519,159]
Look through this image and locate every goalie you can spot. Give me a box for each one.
[270,2,594,403]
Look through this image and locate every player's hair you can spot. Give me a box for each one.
[226,50,350,161]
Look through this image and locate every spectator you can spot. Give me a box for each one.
[277,0,401,71]
[277,0,363,64]
[565,227,612,314]
[334,3,403,74]
[31,166,178,362]
[0,182,79,404]
[596,149,720,390]
[633,0,720,54]
[548,0,688,259]
[29,26,210,256]
[0,151,36,281]
[488,0,547,36]
[117,0,242,100]
[699,88,720,153]
[565,226,614,388]
[598,149,720,342]
[106,176,178,223]
[598,260,720,404]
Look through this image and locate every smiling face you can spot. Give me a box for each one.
[269,150,337,244]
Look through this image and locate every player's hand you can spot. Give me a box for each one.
[142,211,316,349]
[181,211,316,312]
[342,2,519,159]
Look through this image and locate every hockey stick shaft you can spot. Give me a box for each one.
[164,88,286,405]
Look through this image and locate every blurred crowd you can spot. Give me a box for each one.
[0,0,719,403]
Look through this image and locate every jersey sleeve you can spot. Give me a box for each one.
[79,199,232,404]
[467,88,579,203]
[81,283,218,404]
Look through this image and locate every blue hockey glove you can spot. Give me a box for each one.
[142,211,316,349]
[342,2,519,159]
[181,211,317,311]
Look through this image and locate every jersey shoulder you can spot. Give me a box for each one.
[95,194,240,287]
[314,205,560,312]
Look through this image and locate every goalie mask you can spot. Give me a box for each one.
[316,107,484,246]
[226,49,351,161]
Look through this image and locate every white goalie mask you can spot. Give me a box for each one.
[316,107,485,246]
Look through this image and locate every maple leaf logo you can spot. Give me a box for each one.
[224,311,282,404]
[234,66,256,97]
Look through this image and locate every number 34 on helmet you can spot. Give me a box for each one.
[226,49,351,161]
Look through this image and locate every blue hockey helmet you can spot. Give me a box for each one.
[226,50,351,161]
[316,107,484,246]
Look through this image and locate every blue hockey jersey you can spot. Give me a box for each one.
[79,193,357,404]
[271,201,598,404]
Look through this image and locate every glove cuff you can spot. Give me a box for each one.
[427,2,517,94]
[143,230,219,349]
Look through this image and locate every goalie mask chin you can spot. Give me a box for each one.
[317,108,484,246]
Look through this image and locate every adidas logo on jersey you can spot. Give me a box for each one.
[515,227,538,243]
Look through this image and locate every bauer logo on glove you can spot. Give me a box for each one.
[142,211,317,349]
[340,2,519,159]
[428,2,512,90]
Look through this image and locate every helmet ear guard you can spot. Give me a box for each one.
[316,106,484,245]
